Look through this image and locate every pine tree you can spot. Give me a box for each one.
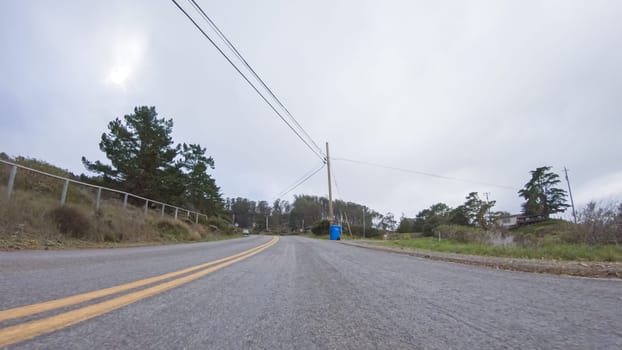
[518,166,569,217]
[82,106,181,202]
[178,143,223,215]
[82,106,223,213]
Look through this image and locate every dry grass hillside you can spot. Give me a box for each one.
[0,155,234,250]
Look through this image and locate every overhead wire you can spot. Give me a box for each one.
[171,0,325,162]
[172,0,518,201]
[332,157,519,191]
[273,162,326,200]
[331,160,343,200]
[186,0,325,158]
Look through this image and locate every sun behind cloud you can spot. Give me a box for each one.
[105,35,145,90]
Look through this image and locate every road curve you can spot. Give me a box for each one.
[1,236,620,349]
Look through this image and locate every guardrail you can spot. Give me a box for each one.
[0,159,208,224]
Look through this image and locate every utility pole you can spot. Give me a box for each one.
[266,215,269,231]
[564,167,577,224]
[363,207,366,238]
[326,142,334,224]
[483,192,491,224]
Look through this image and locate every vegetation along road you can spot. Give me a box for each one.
[1,236,621,349]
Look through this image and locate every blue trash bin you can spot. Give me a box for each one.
[330,225,342,240]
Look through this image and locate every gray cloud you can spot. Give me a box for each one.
[2,0,621,217]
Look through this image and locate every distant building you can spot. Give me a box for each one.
[497,215,521,228]
[496,214,547,228]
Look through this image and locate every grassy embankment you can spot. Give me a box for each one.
[374,221,622,262]
[0,157,237,250]
[377,238,622,262]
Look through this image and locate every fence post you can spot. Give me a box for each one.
[195,212,198,224]
[6,165,17,200]
[161,204,165,218]
[174,207,178,220]
[123,193,128,209]
[96,187,102,211]
[60,180,69,206]
[144,200,149,216]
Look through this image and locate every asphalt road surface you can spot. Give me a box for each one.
[1,236,621,349]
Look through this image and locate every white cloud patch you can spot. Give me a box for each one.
[574,171,622,206]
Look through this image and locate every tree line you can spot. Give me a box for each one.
[398,166,571,235]
[224,195,395,237]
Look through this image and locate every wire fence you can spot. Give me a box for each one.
[0,159,209,224]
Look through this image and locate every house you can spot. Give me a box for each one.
[496,214,547,228]
[497,215,521,228]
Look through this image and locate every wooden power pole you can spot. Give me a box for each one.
[564,167,577,224]
[326,142,334,224]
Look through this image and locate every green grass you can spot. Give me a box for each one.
[376,238,622,262]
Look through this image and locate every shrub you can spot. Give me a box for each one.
[311,219,330,235]
[360,227,381,238]
[341,224,380,238]
[433,224,491,244]
[575,202,621,245]
[49,206,91,238]
[205,216,232,233]
[154,219,193,241]
[188,230,201,241]
[193,224,208,238]
[512,219,574,247]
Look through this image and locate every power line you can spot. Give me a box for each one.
[333,157,518,191]
[273,162,326,200]
[171,0,325,162]
[186,0,325,158]
[331,160,343,200]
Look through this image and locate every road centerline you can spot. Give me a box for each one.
[0,237,274,324]
[0,236,278,347]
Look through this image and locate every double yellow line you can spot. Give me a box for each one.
[0,236,279,347]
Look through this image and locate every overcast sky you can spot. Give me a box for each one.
[1,0,621,217]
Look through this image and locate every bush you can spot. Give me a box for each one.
[205,216,232,233]
[433,224,491,244]
[49,206,91,239]
[154,219,193,241]
[360,227,381,238]
[311,220,330,235]
[512,219,574,246]
[188,229,201,241]
[342,225,381,238]
[575,202,622,245]
[193,224,208,238]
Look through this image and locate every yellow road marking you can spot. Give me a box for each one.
[0,236,278,347]
[0,237,275,323]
